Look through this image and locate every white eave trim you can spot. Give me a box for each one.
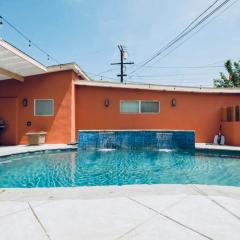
[74,80,240,94]
[0,39,91,81]
[0,39,47,72]
[47,63,91,81]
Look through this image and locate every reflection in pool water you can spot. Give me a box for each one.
[0,150,240,188]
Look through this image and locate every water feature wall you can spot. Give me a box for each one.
[78,130,195,150]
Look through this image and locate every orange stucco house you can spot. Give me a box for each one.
[0,39,239,146]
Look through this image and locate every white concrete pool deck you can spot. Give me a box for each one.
[195,143,240,152]
[1,144,240,239]
[0,144,77,157]
[0,143,240,158]
[1,184,240,240]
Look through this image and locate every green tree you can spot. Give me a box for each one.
[214,60,240,88]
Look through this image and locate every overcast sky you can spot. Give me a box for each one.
[1,0,240,86]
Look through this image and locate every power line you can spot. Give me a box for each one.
[129,0,233,75]
[0,15,61,64]
[125,79,212,87]
[124,0,217,74]
[148,0,240,67]
[130,0,230,74]
[136,65,224,69]
[87,72,119,81]
[134,0,219,68]
[130,74,185,78]
[97,68,119,75]
[130,72,221,78]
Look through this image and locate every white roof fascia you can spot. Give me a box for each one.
[74,80,240,94]
[0,39,47,73]
[47,63,91,81]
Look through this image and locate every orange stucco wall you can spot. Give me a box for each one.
[75,86,240,143]
[0,70,76,145]
[222,122,240,146]
[0,98,18,145]
[1,72,240,146]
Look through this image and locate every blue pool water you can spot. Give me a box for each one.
[0,150,240,188]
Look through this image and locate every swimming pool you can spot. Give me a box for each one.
[0,149,240,188]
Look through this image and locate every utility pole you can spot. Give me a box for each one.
[111,45,134,83]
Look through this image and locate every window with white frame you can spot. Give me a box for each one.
[141,101,159,113]
[34,99,54,116]
[120,100,160,114]
[120,101,139,113]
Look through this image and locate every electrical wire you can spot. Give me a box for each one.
[133,0,219,68]
[129,0,233,75]
[96,68,119,75]
[87,72,119,81]
[125,79,211,87]
[149,0,240,67]
[0,15,61,64]
[135,65,224,69]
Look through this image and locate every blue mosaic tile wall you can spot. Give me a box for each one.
[78,130,195,150]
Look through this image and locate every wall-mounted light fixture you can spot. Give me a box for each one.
[104,99,110,108]
[26,121,32,127]
[171,98,177,107]
[22,98,28,107]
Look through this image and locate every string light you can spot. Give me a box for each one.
[0,15,61,65]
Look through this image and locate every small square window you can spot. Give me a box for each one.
[34,99,54,116]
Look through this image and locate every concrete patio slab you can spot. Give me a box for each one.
[0,144,76,157]
[0,208,49,240]
[196,184,240,199]
[129,194,188,213]
[196,143,240,152]
[31,198,154,240]
[0,201,29,218]
[0,184,240,240]
[118,214,205,240]
[163,195,240,240]
[210,196,240,218]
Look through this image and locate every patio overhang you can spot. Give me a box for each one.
[0,39,47,82]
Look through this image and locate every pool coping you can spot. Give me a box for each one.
[196,143,240,152]
[0,143,240,158]
[0,144,77,158]
[0,184,240,201]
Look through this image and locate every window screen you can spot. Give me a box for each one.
[120,101,139,113]
[141,101,159,113]
[34,99,54,116]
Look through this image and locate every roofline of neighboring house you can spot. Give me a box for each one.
[75,80,240,94]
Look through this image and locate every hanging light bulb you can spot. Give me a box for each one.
[47,55,50,61]
[28,40,31,47]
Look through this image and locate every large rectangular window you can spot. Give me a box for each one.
[120,100,160,114]
[34,99,54,116]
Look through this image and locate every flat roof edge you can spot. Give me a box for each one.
[74,80,240,94]
[47,63,91,81]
